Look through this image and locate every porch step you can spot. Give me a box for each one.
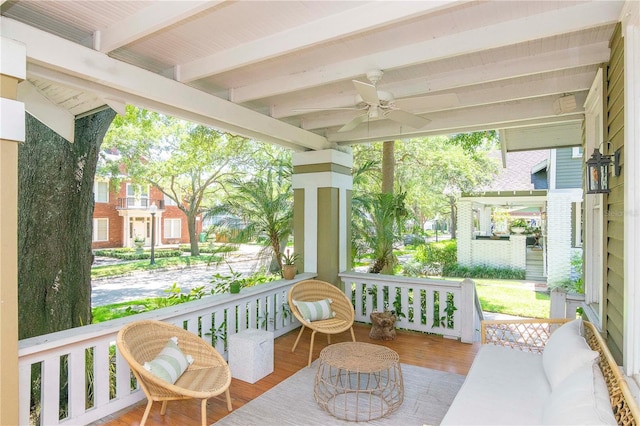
[525,249,545,282]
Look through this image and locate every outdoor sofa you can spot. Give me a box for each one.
[441,318,639,425]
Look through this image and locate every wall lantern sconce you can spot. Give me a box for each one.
[586,148,611,194]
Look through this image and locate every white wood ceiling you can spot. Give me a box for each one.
[0,0,626,151]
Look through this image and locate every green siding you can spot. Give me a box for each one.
[605,23,625,365]
[555,148,582,189]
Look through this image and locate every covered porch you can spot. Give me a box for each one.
[96,323,479,425]
[2,1,640,424]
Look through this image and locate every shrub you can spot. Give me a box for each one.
[93,248,182,260]
[414,240,457,269]
[178,243,238,254]
[443,264,526,280]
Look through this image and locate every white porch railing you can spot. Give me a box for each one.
[18,273,315,426]
[18,271,480,426]
[339,272,480,343]
[549,288,584,319]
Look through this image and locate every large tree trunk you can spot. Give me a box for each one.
[18,110,115,339]
[187,211,200,256]
[381,141,394,194]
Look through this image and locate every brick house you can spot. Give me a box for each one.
[92,179,202,249]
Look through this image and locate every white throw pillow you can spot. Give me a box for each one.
[542,319,598,389]
[293,298,336,322]
[542,362,617,425]
[143,336,194,384]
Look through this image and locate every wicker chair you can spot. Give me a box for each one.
[288,279,356,367]
[116,320,232,426]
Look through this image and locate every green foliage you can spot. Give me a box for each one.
[414,240,457,269]
[352,136,499,238]
[443,264,526,280]
[448,131,499,153]
[90,255,213,279]
[92,271,279,323]
[178,243,237,254]
[510,218,527,228]
[548,251,584,294]
[207,154,293,273]
[281,249,299,265]
[352,192,408,274]
[93,248,182,260]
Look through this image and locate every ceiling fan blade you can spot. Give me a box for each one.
[338,114,368,132]
[292,107,363,113]
[352,80,380,105]
[393,93,459,112]
[385,109,431,129]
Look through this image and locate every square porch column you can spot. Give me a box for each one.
[457,200,473,267]
[546,189,582,287]
[292,149,352,285]
[0,37,25,426]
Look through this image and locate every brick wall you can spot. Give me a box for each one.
[91,181,201,249]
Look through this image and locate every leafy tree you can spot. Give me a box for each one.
[207,153,293,274]
[102,106,255,255]
[356,135,499,239]
[352,192,408,274]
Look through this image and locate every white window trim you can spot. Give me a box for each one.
[93,218,109,242]
[621,1,640,380]
[572,146,583,159]
[164,193,177,206]
[164,218,181,239]
[583,67,604,327]
[94,181,109,203]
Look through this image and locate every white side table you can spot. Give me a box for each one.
[228,329,274,383]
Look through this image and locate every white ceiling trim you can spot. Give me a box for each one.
[93,1,221,53]
[230,2,620,103]
[327,94,587,144]
[26,63,320,152]
[2,17,329,151]
[279,67,597,122]
[17,80,75,143]
[175,0,463,82]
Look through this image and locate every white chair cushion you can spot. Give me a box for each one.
[293,298,336,322]
[144,337,193,384]
[542,319,598,389]
[542,362,616,425]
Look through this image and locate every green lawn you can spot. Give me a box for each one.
[473,278,549,318]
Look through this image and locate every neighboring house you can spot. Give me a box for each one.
[457,148,583,283]
[92,179,202,249]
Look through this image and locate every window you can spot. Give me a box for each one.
[94,181,109,203]
[126,183,149,207]
[164,218,181,239]
[164,193,177,206]
[93,218,108,242]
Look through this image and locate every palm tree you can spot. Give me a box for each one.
[352,192,408,274]
[207,161,293,274]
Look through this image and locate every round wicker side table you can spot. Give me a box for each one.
[314,342,404,422]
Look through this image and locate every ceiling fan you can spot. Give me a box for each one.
[298,70,459,132]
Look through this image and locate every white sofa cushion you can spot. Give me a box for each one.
[441,345,551,425]
[542,319,598,389]
[542,362,617,425]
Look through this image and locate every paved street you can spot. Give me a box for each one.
[91,244,270,307]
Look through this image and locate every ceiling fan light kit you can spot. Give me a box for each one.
[334,69,436,132]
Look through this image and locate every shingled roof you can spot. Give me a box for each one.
[480,150,550,192]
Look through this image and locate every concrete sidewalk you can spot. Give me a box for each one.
[91,244,271,307]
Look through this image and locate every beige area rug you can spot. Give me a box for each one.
[214,362,465,426]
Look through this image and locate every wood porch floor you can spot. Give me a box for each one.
[95,323,480,426]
